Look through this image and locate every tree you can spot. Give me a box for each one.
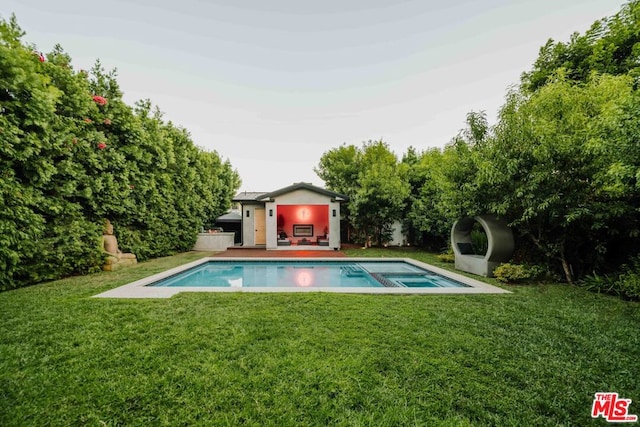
[402,112,488,250]
[477,73,637,283]
[314,143,360,197]
[316,141,409,246]
[521,0,640,92]
[314,143,360,241]
[352,141,409,246]
[403,148,450,249]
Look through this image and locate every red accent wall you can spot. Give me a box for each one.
[276,205,329,238]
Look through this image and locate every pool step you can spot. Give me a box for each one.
[341,265,365,277]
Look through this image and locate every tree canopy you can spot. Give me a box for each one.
[315,140,409,246]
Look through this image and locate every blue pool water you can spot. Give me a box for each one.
[149,261,469,288]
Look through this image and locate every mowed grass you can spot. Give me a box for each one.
[1,250,638,426]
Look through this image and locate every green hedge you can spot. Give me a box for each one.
[0,17,240,290]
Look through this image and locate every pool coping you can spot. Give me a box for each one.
[93,257,510,298]
[94,257,511,298]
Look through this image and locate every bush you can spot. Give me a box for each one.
[580,256,640,301]
[614,257,640,300]
[436,252,455,263]
[493,263,545,284]
[614,267,640,300]
[470,224,488,255]
[579,273,617,295]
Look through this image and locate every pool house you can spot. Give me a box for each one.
[233,183,349,250]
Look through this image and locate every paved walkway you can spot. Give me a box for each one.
[212,248,346,258]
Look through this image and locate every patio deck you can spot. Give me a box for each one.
[213,248,347,258]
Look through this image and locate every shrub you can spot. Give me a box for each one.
[493,263,545,284]
[615,257,640,300]
[579,273,618,295]
[437,252,455,263]
[580,257,640,301]
[470,225,488,255]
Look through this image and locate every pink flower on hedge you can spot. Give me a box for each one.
[129,184,135,189]
[92,95,107,106]
[103,118,111,125]
[97,142,107,150]
[83,118,92,123]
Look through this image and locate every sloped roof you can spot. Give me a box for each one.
[233,191,268,202]
[233,183,349,202]
[259,182,348,201]
[215,212,242,222]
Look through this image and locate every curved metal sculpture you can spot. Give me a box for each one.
[451,214,514,277]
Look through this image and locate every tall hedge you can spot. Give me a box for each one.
[0,16,240,290]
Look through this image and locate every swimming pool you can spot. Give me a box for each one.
[150,260,469,288]
[94,257,510,298]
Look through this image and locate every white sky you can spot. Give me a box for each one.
[2,0,626,191]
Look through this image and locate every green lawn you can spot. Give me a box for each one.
[1,249,638,426]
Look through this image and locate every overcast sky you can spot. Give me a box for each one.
[2,0,626,191]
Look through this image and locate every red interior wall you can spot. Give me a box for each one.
[276,205,328,237]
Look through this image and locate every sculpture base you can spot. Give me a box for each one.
[455,256,500,278]
[103,257,137,271]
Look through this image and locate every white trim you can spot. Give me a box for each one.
[93,257,510,299]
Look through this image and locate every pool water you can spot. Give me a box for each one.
[149,261,469,288]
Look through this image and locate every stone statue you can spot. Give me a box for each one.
[102,219,137,271]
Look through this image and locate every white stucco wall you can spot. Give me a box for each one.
[265,200,277,249]
[193,233,235,251]
[389,221,406,246]
[327,200,341,250]
[274,189,330,205]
